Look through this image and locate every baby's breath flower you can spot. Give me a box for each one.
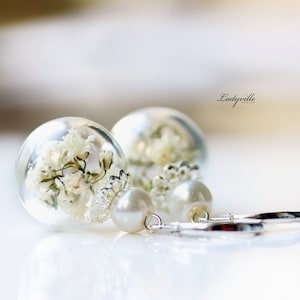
[39,140,66,170]
[126,123,197,191]
[99,150,113,171]
[61,173,83,196]
[62,129,96,161]
[25,129,117,223]
[59,189,92,220]
[144,126,181,165]
[150,161,201,210]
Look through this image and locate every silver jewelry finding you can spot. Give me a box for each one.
[147,220,264,237]
[144,212,163,231]
[145,211,300,237]
[210,211,300,224]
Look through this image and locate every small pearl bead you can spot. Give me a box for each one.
[168,180,212,222]
[110,188,154,233]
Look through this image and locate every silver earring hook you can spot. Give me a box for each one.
[210,211,300,224]
[145,211,300,237]
[146,220,264,237]
[144,212,163,231]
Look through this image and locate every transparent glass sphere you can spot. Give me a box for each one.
[16,117,127,229]
[111,107,208,210]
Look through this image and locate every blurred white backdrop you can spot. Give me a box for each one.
[0,1,300,132]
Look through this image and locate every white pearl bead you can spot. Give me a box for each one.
[110,188,154,233]
[168,180,212,222]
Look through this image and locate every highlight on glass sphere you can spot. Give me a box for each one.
[16,117,128,228]
[111,107,208,211]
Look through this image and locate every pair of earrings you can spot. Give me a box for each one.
[16,107,213,234]
[16,107,299,237]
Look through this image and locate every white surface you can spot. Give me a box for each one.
[2,133,300,300]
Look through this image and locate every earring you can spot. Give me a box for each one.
[16,117,130,229]
[16,115,299,237]
[16,116,165,233]
[111,107,212,222]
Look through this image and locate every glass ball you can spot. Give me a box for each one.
[111,107,208,210]
[16,117,127,229]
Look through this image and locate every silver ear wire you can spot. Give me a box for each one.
[209,211,300,224]
[144,212,163,231]
[146,220,264,237]
[144,211,300,238]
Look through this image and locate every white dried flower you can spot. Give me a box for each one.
[62,129,96,161]
[145,126,182,166]
[40,141,67,170]
[127,124,195,191]
[99,150,113,171]
[25,129,119,223]
[150,161,201,211]
[61,173,84,197]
